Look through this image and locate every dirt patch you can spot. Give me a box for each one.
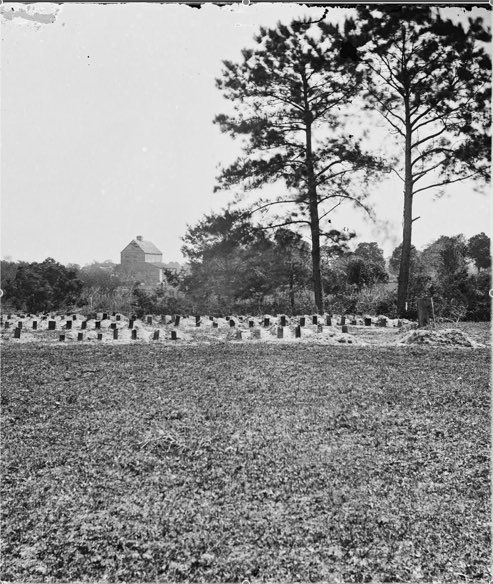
[397,328,484,348]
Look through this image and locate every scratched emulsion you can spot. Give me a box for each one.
[0,4,60,26]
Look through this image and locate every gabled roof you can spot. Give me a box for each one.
[132,239,162,255]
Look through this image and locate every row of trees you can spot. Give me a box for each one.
[2,228,489,321]
[212,7,490,315]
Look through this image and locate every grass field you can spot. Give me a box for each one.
[1,341,490,583]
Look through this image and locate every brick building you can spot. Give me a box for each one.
[120,236,169,286]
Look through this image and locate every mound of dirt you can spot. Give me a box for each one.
[397,328,484,348]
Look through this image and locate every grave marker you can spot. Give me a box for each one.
[131,330,137,340]
[116,315,121,321]
[171,331,177,340]
[252,329,261,339]
[102,313,108,320]
[77,333,83,341]
[229,319,235,327]
[340,316,346,326]
[72,315,77,320]
[95,321,101,329]
[342,325,349,333]
[249,320,254,328]
[263,317,270,327]
[174,315,180,327]
[4,322,10,329]
[212,322,218,329]
[17,322,22,329]
[32,321,37,330]
[312,315,318,325]
[364,318,372,327]
[66,321,72,330]
[113,329,119,340]
[299,317,305,327]
[128,319,135,329]
[110,323,117,329]
[277,327,283,339]
[325,316,332,326]
[59,334,65,341]
[153,330,160,340]
[317,324,323,333]
[295,325,301,338]
[417,297,434,327]
[235,330,242,340]
[280,315,286,327]
[147,316,153,325]
[48,321,56,330]
[14,328,21,339]
[97,333,103,341]
[81,321,87,330]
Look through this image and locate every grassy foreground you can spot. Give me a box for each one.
[1,343,490,583]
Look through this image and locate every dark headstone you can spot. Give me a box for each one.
[364,318,372,327]
[97,333,103,341]
[249,320,254,328]
[325,316,332,326]
[263,317,270,327]
[174,315,180,327]
[116,315,121,321]
[295,325,301,338]
[131,329,137,340]
[342,325,349,334]
[418,297,434,327]
[280,315,287,327]
[277,327,283,339]
[195,315,201,324]
[66,320,72,330]
[153,330,160,340]
[147,316,153,325]
[171,330,177,340]
[14,328,21,339]
[73,315,77,320]
[77,332,83,341]
[252,329,261,339]
[95,321,101,329]
[110,323,117,329]
[229,319,235,327]
[113,329,119,340]
[17,321,22,329]
[340,316,346,326]
[32,321,38,330]
[4,322,10,329]
[235,330,242,340]
[59,334,65,342]
[48,321,56,330]
[209,316,214,321]
[112,312,116,316]
[81,321,87,330]
[299,317,305,327]
[128,319,134,329]
[212,322,218,329]
[102,313,108,320]
[312,315,317,325]
[317,324,323,333]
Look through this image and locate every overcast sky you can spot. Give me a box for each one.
[1,3,490,267]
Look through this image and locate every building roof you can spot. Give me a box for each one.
[132,238,162,255]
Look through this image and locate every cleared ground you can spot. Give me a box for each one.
[1,341,490,583]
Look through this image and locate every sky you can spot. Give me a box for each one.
[1,2,491,267]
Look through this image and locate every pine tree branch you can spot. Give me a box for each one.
[413,172,480,195]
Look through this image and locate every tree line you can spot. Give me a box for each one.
[213,7,490,316]
[1,230,490,322]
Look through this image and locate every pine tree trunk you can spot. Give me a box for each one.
[302,72,324,315]
[397,95,413,317]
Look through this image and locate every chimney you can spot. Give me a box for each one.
[136,235,143,241]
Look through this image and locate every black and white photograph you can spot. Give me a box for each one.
[1,1,491,582]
